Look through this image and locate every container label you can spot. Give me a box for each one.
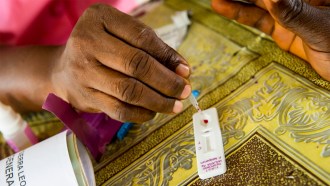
[0,131,79,186]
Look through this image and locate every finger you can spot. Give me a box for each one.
[86,65,184,114]
[263,0,330,51]
[271,22,295,51]
[251,0,330,9]
[240,0,267,9]
[230,0,267,10]
[211,0,267,18]
[306,0,330,6]
[91,32,191,100]
[86,4,190,78]
[84,89,157,123]
[289,36,307,60]
[304,43,330,80]
[212,0,275,34]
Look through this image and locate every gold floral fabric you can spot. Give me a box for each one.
[1,0,329,185]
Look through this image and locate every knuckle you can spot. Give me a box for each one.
[126,51,153,79]
[81,4,100,19]
[113,105,130,122]
[134,26,156,46]
[112,102,156,123]
[150,39,180,70]
[90,3,103,9]
[166,77,184,97]
[159,44,174,61]
[134,25,180,70]
[87,3,107,14]
[81,4,113,27]
[154,98,173,113]
[135,109,156,123]
[162,99,175,113]
[160,47,179,69]
[118,78,144,104]
[277,0,304,26]
[141,111,157,122]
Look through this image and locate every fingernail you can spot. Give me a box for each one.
[173,100,183,113]
[175,64,190,78]
[180,85,191,99]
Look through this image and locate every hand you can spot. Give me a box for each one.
[212,0,330,81]
[51,4,191,123]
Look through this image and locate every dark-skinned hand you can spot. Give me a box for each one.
[212,0,330,80]
[0,4,191,123]
[52,4,192,123]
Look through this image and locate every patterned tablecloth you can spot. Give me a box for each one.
[1,0,329,185]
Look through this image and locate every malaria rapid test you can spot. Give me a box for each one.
[189,95,227,179]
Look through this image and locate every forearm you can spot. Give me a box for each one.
[0,45,64,112]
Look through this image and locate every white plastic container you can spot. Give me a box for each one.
[0,102,38,152]
[0,130,95,186]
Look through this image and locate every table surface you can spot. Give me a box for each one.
[1,0,329,185]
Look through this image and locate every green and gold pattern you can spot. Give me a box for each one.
[102,63,330,186]
[1,0,330,185]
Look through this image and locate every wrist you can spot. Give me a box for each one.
[0,45,65,112]
[49,45,69,104]
[44,45,66,104]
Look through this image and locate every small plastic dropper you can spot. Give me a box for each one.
[189,94,201,112]
[189,94,208,124]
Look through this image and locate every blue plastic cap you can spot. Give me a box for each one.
[192,90,200,98]
[117,122,134,141]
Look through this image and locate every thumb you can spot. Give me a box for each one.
[263,0,330,50]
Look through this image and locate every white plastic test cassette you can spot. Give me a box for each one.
[193,107,227,179]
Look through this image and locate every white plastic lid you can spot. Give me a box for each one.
[0,101,24,135]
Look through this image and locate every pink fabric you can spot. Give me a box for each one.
[0,0,139,45]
